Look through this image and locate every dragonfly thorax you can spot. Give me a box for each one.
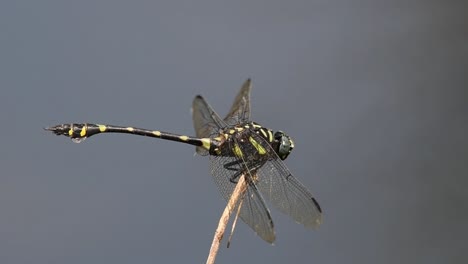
[234,122,295,161]
[244,122,295,161]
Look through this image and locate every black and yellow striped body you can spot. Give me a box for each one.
[44,122,287,160]
[46,123,211,150]
[210,122,273,157]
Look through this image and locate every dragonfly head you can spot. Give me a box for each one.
[273,131,294,160]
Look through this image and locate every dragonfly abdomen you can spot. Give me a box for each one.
[45,123,210,149]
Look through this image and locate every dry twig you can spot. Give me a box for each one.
[206,175,247,264]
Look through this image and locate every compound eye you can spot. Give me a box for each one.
[274,131,285,140]
[274,131,293,160]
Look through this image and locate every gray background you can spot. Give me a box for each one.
[1,1,467,263]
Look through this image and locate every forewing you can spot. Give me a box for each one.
[209,154,275,243]
[223,79,251,126]
[248,132,323,229]
[192,95,226,154]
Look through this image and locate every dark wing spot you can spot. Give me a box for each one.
[311,197,322,213]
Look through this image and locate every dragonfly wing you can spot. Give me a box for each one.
[209,154,275,243]
[248,132,323,228]
[223,79,252,126]
[192,95,226,154]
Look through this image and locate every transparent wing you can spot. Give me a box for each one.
[248,132,323,228]
[209,154,275,243]
[223,79,252,126]
[192,95,226,154]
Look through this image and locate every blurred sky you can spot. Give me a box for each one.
[1,1,467,263]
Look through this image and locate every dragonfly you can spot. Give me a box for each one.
[45,79,322,243]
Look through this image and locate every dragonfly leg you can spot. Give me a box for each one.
[223,160,244,183]
[224,160,264,184]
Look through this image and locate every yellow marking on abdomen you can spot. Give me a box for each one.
[229,129,236,134]
[249,137,266,155]
[126,127,134,132]
[152,131,161,136]
[80,125,87,137]
[98,125,107,132]
[201,138,211,150]
[179,135,189,141]
[68,129,73,136]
